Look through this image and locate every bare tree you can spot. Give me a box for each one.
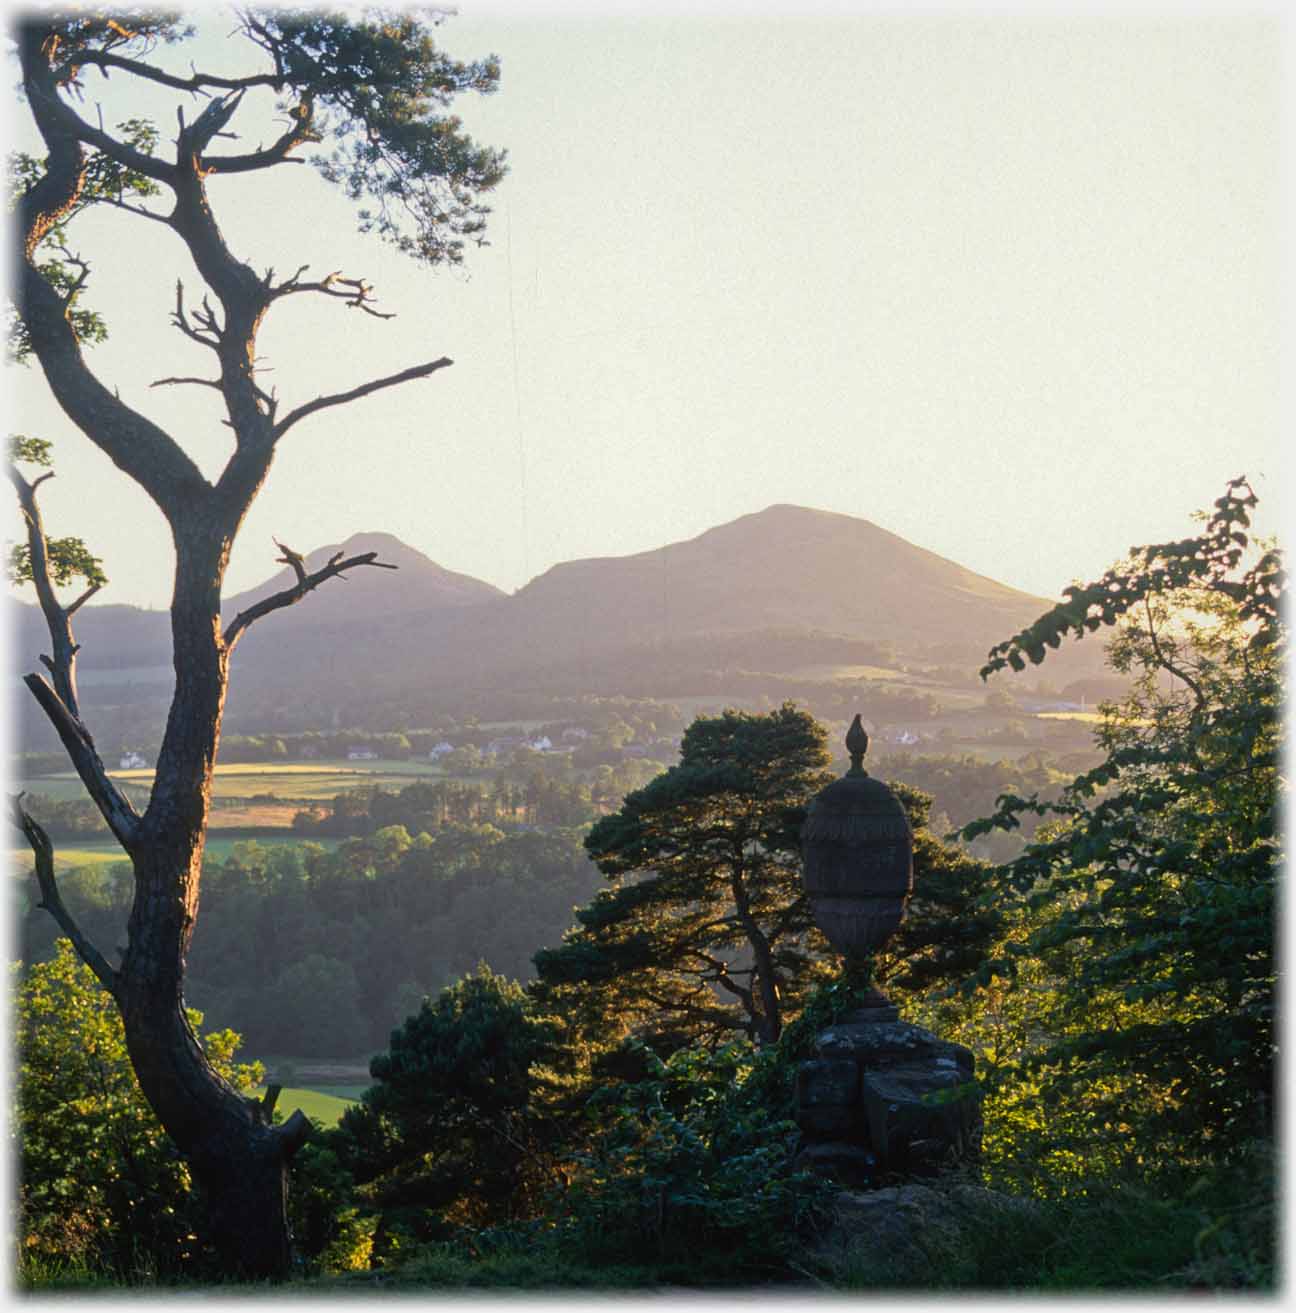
[10,10,504,1277]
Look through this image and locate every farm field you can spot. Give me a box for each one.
[788,662,928,683]
[9,833,340,874]
[20,758,460,805]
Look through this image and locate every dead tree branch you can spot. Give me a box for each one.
[272,357,453,441]
[8,461,86,718]
[150,375,224,391]
[269,268,395,318]
[223,549,399,651]
[170,280,223,350]
[12,796,122,995]
[23,673,141,847]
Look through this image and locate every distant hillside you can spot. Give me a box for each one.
[496,504,1051,664]
[221,532,506,632]
[12,506,1106,733]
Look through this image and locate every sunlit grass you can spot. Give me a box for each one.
[251,1085,357,1126]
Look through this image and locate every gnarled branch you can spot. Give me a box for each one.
[273,357,453,441]
[202,100,319,175]
[12,795,121,996]
[223,549,399,651]
[53,49,284,96]
[269,268,395,318]
[9,461,86,718]
[150,375,223,391]
[23,673,141,848]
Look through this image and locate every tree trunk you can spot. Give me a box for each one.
[116,972,305,1277]
[108,537,307,1278]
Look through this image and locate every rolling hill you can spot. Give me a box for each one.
[11,505,1099,727]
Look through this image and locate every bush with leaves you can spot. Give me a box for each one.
[14,940,263,1280]
[956,478,1281,1171]
[324,966,561,1267]
[559,1037,831,1280]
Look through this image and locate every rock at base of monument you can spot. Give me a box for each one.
[811,1180,1043,1286]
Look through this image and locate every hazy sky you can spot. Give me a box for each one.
[6,4,1283,612]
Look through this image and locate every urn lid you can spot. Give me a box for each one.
[802,714,912,835]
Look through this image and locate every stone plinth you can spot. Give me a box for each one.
[795,1015,982,1187]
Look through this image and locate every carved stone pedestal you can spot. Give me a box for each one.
[795,1013,982,1188]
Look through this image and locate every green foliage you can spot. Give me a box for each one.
[14,940,262,1279]
[958,480,1281,1166]
[8,115,162,361]
[321,966,560,1267]
[7,436,109,589]
[982,476,1282,675]
[244,9,506,265]
[559,1038,831,1279]
[17,826,602,1060]
[819,1146,1274,1291]
[9,535,108,589]
[536,704,834,1051]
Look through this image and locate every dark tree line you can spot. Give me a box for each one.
[17,823,602,1060]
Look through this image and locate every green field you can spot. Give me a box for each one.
[251,1086,361,1127]
[9,833,340,874]
[21,758,458,805]
[788,662,917,683]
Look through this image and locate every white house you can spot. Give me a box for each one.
[119,751,148,769]
[347,749,379,761]
[428,741,454,760]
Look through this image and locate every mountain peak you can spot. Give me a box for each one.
[222,533,505,631]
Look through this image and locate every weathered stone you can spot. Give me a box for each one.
[795,1140,879,1190]
[797,1057,860,1106]
[796,1105,858,1139]
[859,1062,980,1175]
[815,1018,973,1076]
[797,1016,982,1178]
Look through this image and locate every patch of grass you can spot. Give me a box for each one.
[823,1149,1276,1292]
[309,1084,368,1101]
[366,1238,741,1291]
[9,833,340,875]
[8,843,126,871]
[20,759,456,807]
[254,1086,357,1126]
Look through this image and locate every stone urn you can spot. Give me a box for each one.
[795,713,982,1184]
[801,715,913,997]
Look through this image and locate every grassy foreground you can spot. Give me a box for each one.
[19,1147,1276,1295]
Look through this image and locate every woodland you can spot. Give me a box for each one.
[8,9,1280,1294]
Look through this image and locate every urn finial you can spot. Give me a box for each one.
[845,714,869,776]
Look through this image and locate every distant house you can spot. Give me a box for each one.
[428,741,454,760]
[347,749,379,761]
[119,751,148,770]
[528,735,553,752]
